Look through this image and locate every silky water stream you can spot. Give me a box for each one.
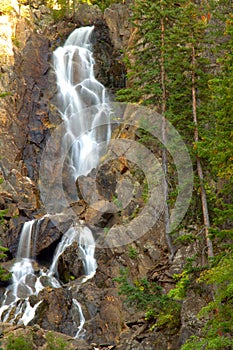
[0,26,111,338]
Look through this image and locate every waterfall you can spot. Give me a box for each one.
[49,225,96,281]
[0,220,96,334]
[53,25,111,180]
[16,220,34,259]
[78,226,97,282]
[0,220,44,325]
[73,299,86,339]
[0,26,110,337]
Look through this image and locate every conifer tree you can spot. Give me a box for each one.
[117,0,215,258]
[118,0,185,257]
[198,8,233,241]
[117,0,233,345]
[117,0,179,107]
[0,246,11,282]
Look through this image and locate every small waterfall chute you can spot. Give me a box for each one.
[16,220,34,259]
[78,226,97,282]
[73,298,86,339]
[0,219,44,325]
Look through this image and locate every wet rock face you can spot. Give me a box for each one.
[16,33,52,181]
[92,20,126,93]
[0,28,54,240]
[104,2,132,51]
[57,242,83,282]
[0,30,52,181]
[34,287,77,335]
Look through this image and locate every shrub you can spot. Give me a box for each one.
[6,334,33,350]
[45,331,70,350]
[114,268,181,331]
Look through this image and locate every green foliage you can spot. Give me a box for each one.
[6,334,33,350]
[168,270,190,300]
[141,179,148,203]
[46,0,77,21]
[5,331,73,350]
[114,268,161,310]
[0,92,11,98]
[0,0,13,14]
[12,36,22,48]
[127,245,138,259]
[0,246,9,260]
[181,334,233,350]
[112,194,123,210]
[117,0,214,227]
[116,0,232,253]
[48,0,69,21]
[114,268,181,330]
[129,205,140,220]
[45,331,68,350]
[90,0,124,12]
[197,11,233,237]
[0,209,8,225]
[174,233,196,245]
[136,127,161,153]
[46,0,124,20]
[103,226,110,235]
[182,252,233,349]
[0,246,11,282]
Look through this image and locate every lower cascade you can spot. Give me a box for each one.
[0,220,97,337]
[0,26,108,338]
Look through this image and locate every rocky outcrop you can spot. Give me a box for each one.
[104,2,131,51]
[0,12,53,245]
[0,323,90,349]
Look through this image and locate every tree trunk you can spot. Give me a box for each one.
[161,12,175,260]
[191,44,214,258]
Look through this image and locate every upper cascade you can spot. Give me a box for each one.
[53,25,111,181]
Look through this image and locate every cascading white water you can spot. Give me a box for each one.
[0,220,44,325]
[78,226,97,282]
[73,299,86,339]
[47,224,97,337]
[16,220,34,259]
[49,225,96,281]
[0,220,97,334]
[53,25,111,180]
[0,26,109,337]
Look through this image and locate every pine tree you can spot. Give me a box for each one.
[117,0,178,107]
[198,8,233,242]
[0,246,11,282]
[117,0,216,258]
[116,1,233,346]
[181,7,233,348]
[118,0,185,257]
